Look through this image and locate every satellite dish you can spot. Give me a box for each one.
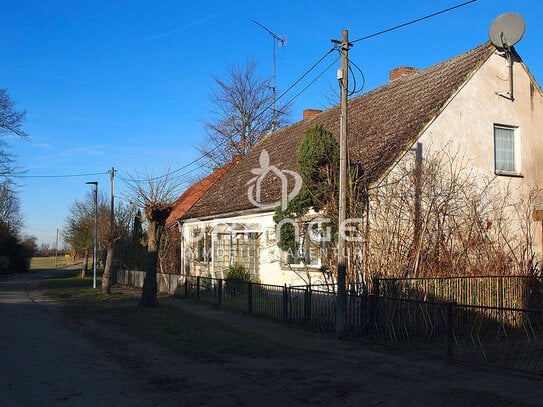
[488,12,526,49]
[488,13,526,101]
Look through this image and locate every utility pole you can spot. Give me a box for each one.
[110,167,115,236]
[334,29,351,338]
[55,228,59,268]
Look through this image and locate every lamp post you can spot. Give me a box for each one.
[86,181,98,289]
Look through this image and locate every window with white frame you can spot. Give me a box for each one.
[284,222,323,267]
[494,125,520,175]
[197,232,211,263]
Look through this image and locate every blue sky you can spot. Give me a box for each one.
[2,0,542,246]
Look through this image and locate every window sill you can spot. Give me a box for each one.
[284,264,322,270]
[495,171,523,178]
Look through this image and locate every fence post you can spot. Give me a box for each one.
[218,278,223,306]
[373,277,380,296]
[283,284,289,323]
[247,281,253,314]
[368,294,377,337]
[196,276,200,302]
[446,302,456,358]
[304,286,312,321]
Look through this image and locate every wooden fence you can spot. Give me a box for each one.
[115,269,182,295]
[377,275,543,309]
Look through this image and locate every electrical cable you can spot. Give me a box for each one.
[283,55,341,107]
[347,58,366,96]
[351,0,478,43]
[118,47,340,183]
[14,1,478,184]
[12,171,108,179]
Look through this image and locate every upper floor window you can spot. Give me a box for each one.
[494,125,520,175]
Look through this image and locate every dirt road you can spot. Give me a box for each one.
[1,269,542,406]
[0,270,154,406]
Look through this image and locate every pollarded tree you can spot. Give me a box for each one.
[129,209,146,270]
[198,60,292,167]
[123,168,181,307]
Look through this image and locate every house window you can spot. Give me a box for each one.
[232,233,259,274]
[197,233,211,263]
[494,125,519,175]
[284,223,323,267]
[285,245,321,267]
[213,232,259,276]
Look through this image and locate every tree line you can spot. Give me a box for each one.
[0,89,36,275]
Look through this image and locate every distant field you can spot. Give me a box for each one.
[30,256,79,271]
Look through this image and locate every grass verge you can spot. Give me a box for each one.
[30,256,81,272]
[43,273,287,358]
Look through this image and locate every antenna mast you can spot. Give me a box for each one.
[252,20,286,132]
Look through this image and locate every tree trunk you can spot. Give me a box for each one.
[140,219,160,307]
[101,241,114,294]
[81,249,89,278]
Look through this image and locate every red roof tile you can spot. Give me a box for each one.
[166,163,233,227]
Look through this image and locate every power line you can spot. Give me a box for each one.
[13,2,478,185]
[351,0,478,43]
[283,55,340,107]
[274,48,336,106]
[13,171,108,179]
[117,48,340,184]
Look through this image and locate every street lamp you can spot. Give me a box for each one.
[86,181,98,289]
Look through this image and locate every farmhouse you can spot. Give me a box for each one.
[169,41,543,287]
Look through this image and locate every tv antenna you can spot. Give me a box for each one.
[252,20,287,132]
[488,12,526,101]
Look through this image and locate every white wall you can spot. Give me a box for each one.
[181,211,326,286]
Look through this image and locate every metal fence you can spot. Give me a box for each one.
[178,275,543,375]
[114,272,543,375]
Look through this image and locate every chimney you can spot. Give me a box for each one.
[389,66,418,81]
[303,109,322,120]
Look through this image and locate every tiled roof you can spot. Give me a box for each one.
[182,42,496,220]
[166,163,233,227]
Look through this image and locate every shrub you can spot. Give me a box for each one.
[225,263,252,282]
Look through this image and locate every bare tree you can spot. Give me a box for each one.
[64,191,103,278]
[0,89,28,184]
[123,168,181,307]
[0,184,23,233]
[367,145,542,280]
[198,60,292,167]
